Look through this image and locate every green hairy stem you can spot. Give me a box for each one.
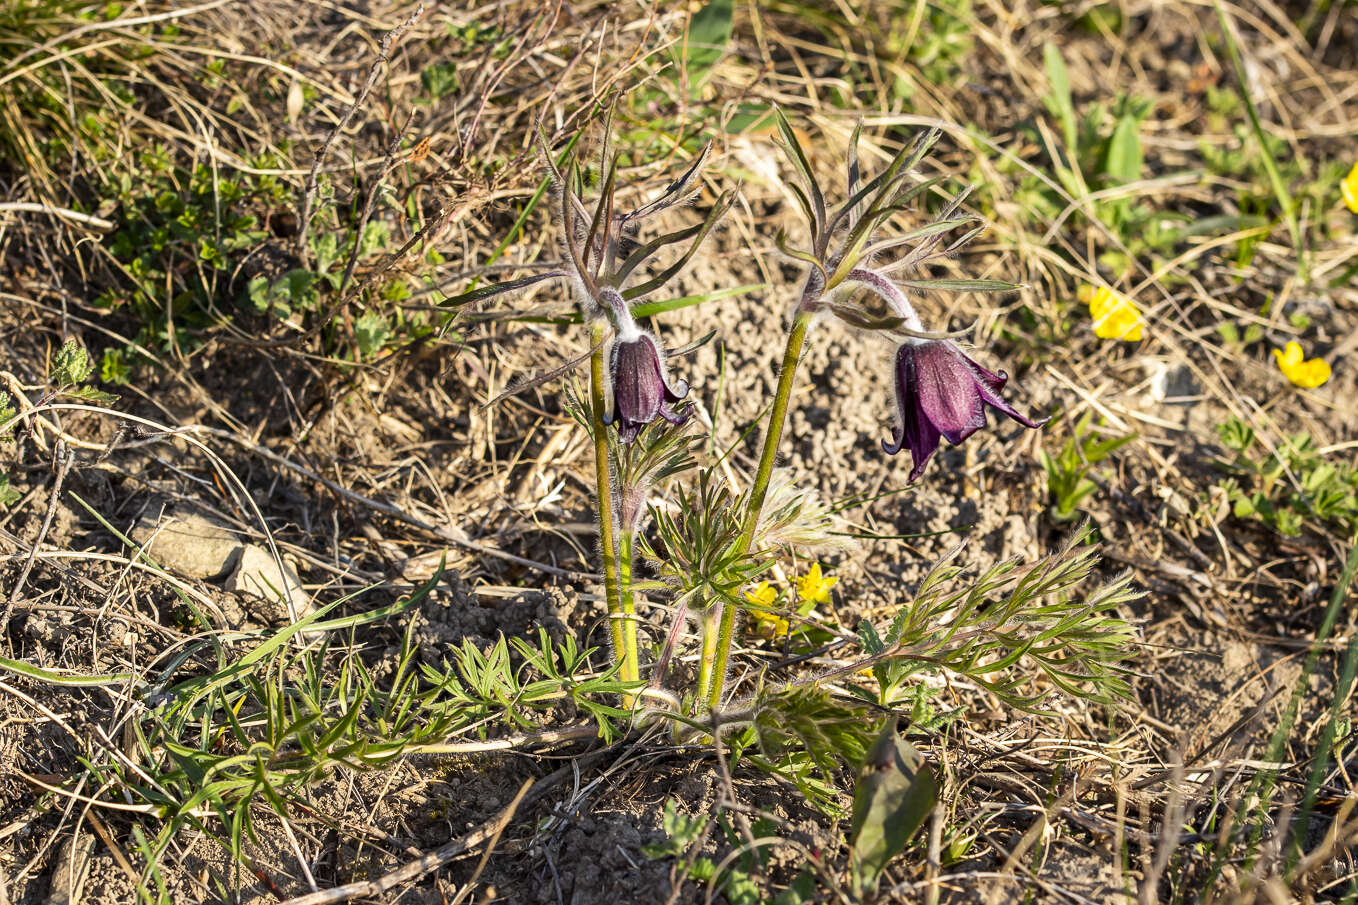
[699,311,814,713]
[588,323,638,695]
[618,530,639,695]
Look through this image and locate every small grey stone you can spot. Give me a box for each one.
[225,544,314,625]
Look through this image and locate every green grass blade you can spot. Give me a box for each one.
[1291,534,1358,865]
[0,655,134,686]
[1214,0,1307,282]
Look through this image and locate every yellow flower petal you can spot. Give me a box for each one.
[797,563,838,606]
[1273,342,1331,388]
[1342,162,1358,215]
[747,608,789,635]
[1273,342,1303,368]
[1084,285,1144,342]
[744,581,777,608]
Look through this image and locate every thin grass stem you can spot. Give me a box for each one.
[1206,533,1358,886]
[1214,0,1308,284]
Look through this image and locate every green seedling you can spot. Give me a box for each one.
[1216,416,1358,537]
[1041,412,1136,521]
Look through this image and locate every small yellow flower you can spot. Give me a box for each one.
[797,563,838,606]
[744,582,788,635]
[748,611,789,635]
[1272,341,1331,388]
[1079,285,1145,342]
[1341,162,1358,214]
[744,581,777,608]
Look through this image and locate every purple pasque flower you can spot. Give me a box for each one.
[606,324,689,443]
[884,340,1047,482]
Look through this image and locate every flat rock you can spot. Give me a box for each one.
[130,504,315,628]
[130,507,242,579]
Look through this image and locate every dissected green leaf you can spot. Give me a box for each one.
[642,798,708,859]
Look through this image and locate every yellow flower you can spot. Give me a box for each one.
[797,563,838,606]
[1079,285,1144,342]
[744,581,777,608]
[744,582,788,635]
[1342,162,1358,214]
[1272,341,1331,388]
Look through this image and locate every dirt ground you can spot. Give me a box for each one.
[1,1,1356,903]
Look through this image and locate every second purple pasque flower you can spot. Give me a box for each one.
[884,340,1048,482]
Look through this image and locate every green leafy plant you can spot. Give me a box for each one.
[679,0,733,94]
[1216,416,1358,537]
[0,0,195,196]
[50,339,118,404]
[61,579,636,900]
[0,340,117,507]
[1213,1,1307,282]
[1040,412,1136,521]
[1200,77,1349,277]
[421,109,1136,889]
[643,797,821,905]
[887,0,974,99]
[0,386,15,508]
[851,526,1137,711]
[996,44,1192,276]
[643,797,711,861]
[97,148,284,355]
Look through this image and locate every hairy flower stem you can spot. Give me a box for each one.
[700,311,814,712]
[695,603,722,708]
[619,531,639,690]
[589,323,638,698]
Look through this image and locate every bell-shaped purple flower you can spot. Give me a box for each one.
[606,332,689,442]
[884,341,1047,482]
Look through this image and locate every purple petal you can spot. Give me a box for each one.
[882,345,943,482]
[612,337,663,419]
[913,342,987,445]
[976,381,1049,429]
[939,343,1048,429]
[609,333,691,442]
[954,347,1008,397]
[658,402,689,425]
[662,375,689,404]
